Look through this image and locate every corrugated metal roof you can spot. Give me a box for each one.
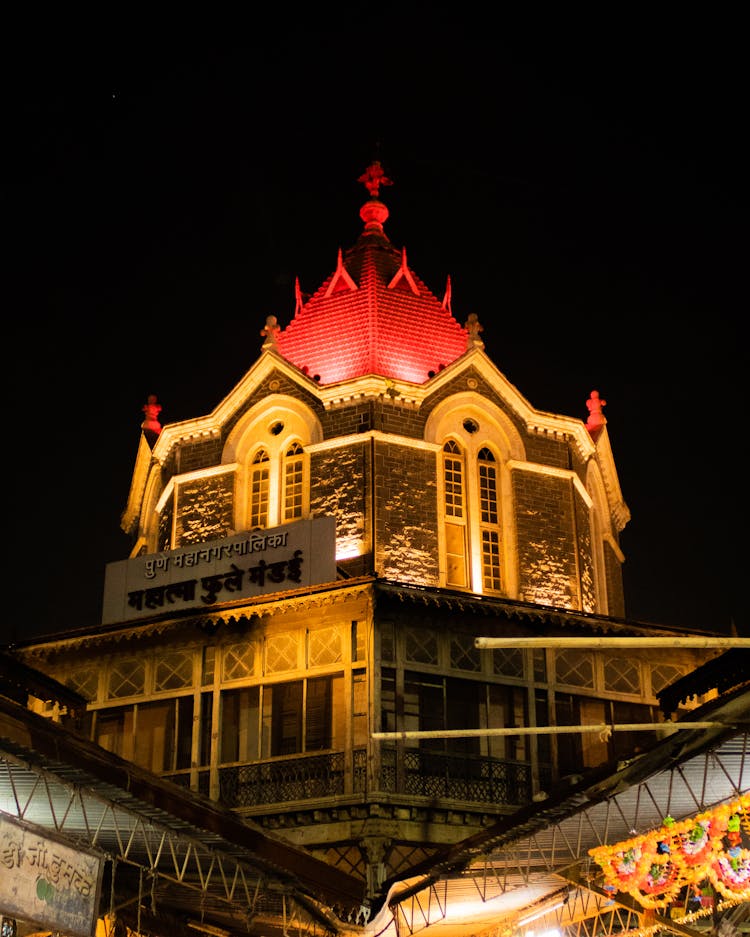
[3,685,748,937]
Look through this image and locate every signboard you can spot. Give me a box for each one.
[102,516,337,625]
[0,813,103,937]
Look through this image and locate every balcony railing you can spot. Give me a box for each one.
[380,746,532,804]
[219,751,347,807]
[216,746,533,809]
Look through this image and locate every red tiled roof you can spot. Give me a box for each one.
[276,193,469,385]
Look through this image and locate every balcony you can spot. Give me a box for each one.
[216,747,533,809]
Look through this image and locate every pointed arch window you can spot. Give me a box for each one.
[283,442,304,522]
[249,449,270,529]
[478,447,501,591]
[443,441,468,587]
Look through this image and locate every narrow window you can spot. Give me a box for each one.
[443,441,468,587]
[305,676,332,751]
[283,442,304,521]
[249,448,270,528]
[221,686,260,763]
[478,447,501,591]
[134,700,176,773]
[271,680,303,755]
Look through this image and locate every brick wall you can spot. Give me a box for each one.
[174,474,235,546]
[513,469,580,608]
[374,441,439,584]
[312,442,369,554]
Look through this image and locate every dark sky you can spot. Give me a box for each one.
[4,14,743,643]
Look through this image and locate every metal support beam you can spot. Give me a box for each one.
[373,722,724,741]
[475,637,750,649]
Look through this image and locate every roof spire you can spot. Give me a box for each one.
[358,161,393,234]
[442,275,453,314]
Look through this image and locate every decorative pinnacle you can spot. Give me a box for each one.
[585,390,607,432]
[141,395,162,434]
[357,161,393,199]
[261,315,281,350]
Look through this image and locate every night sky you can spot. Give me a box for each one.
[5,15,742,643]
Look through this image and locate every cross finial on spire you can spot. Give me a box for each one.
[357,161,393,199]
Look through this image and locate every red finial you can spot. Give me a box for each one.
[357,160,393,199]
[585,390,607,433]
[141,395,162,434]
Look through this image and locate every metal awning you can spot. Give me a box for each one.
[2,683,748,937]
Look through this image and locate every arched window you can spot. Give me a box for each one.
[426,395,522,598]
[249,449,270,528]
[443,440,468,587]
[227,396,319,537]
[283,442,304,522]
[478,447,501,591]
[441,441,504,594]
[245,440,307,530]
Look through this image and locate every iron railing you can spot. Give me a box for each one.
[219,750,346,806]
[380,746,532,803]
[216,746,533,808]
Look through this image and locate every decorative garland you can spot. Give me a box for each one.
[589,794,750,910]
[593,897,746,937]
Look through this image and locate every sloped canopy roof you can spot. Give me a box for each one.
[2,669,748,937]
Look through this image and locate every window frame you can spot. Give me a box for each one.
[440,436,505,595]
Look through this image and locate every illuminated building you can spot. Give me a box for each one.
[1,163,747,937]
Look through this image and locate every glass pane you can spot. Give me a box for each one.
[445,523,467,587]
[309,627,342,666]
[651,662,684,695]
[481,529,501,591]
[155,650,193,691]
[556,649,594,688]
[443,455,464,517]
[450,633,481,671]
[283,443,304,521]
[266,633,298,673]
[405,627,438,664]
[493,648,524,679]
[250,464,270,529]
[478,460,498,524]
[604,655,641,695]
[222,641,255,681]
[108,658,146,699]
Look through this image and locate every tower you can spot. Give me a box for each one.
[8,164,742,937]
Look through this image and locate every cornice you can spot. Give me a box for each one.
[18,578,377,657]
